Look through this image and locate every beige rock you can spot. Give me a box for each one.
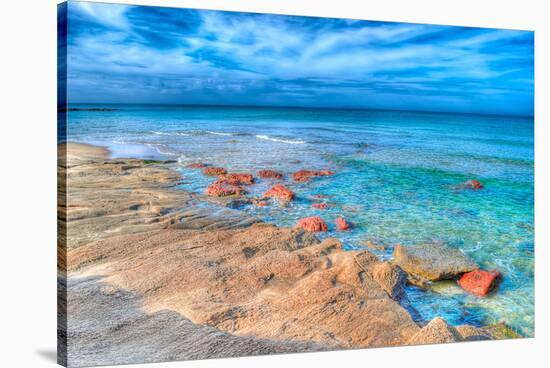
[69,224,421,348]
[456,322,521,341]
[408,317,463,345]
[371,263,407,299]
[393,244,478,284]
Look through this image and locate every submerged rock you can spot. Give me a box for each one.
[455,179,484,190]
[253,199,270,207]
[205,182,245,197]
[360,240,388,251]
[296,216,328,232]
[457,269,501,296]
[258,170,283,179]
[335,217,352,231]
[202,167,227,176]
[218,173,255,185]
[264,184,295,202]
[408,317,463,345]
[393,244,478,283]
[293,169,335,183]
[456,322,520,341]
[186,163,208,169]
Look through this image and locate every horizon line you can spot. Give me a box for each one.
[65,102,534,119]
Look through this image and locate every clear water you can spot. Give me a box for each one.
[66,104,534,336]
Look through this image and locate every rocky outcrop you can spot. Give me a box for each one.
[203,167,227,176]
[408,317,463,345]
[69,224,422,349]
[264,184,295,202]
[218,173,255,185]
[258,170,283,179]
[458,270,501,296]
[335,217,352,231]
[393,244,478,285]
[205,181,245,197]
[65,276,328,367]
[296,216,328,232]
[59,144,263,251]
[371,262,407,299]
[293,169,335,183]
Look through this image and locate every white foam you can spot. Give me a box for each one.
[205,131,234,136]
[255,135,306,144]
[151,131,191,136]
[146,143,178,156]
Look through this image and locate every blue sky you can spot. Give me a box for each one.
[65,1,534,116]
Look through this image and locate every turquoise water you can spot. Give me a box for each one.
[67,104,534,336]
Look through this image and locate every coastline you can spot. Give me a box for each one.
[60,142,518,367]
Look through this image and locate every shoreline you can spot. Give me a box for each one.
[60,142,519,367]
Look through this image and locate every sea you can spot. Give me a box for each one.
[64,104,534,336]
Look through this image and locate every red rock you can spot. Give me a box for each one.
[187,163,208,169]
[264,184,295,202]
[253,200,269,207]
[296,216,328,232]
[460,179,484,190]
[458,270,501,296]
[312,203,328,210]
[203,167,227,176]
[205,182,245,197]
[258,169,283,179]
[218,173,254,185]
[335,217,352,231]
[293,169,335,183]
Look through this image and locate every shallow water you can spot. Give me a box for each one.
[66,104,534,336]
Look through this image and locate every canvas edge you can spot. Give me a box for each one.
[57,2,69,367]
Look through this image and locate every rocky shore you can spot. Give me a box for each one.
[59,142,516,367]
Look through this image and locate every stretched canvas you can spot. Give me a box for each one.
[57,1,535,367]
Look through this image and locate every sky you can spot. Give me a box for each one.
[64,1,534,116]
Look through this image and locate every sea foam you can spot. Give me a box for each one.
[255,135,306,144]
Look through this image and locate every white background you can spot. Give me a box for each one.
[0,0,548,367]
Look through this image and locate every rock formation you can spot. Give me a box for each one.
[393,244,478,285]
[296,216,328,232]
[218,173,255,185]
[258,170,283,179]
[458,270,501,296]
[335,217,352,231]
[203,167,227,176]
[293,169,335,183]
[264,184,295,202]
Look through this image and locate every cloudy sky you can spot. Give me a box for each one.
[64,1,534,116]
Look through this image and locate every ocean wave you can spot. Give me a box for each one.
[204,131,235,136]
[255,135,306,144]
[151,131,191,136]
[145,143,179,156]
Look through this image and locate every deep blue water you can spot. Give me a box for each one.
[66,104,534,336]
